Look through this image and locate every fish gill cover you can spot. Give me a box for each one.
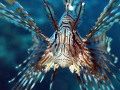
[0,0,120,90]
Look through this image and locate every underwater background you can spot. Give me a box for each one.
[0,0,120,90]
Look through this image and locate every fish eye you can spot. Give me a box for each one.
[72,34,75,41]
[55,33,57,40]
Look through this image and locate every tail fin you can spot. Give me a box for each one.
[63,0,75,14]
[63,0,85,15]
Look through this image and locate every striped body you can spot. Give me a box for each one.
[51,29,74,68]
[50,13,77,68]
[0,0,120,90]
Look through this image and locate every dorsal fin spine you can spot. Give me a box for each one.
[43,0,59,32]
[71,1,85,31]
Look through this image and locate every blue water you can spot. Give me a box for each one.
[0,0,120,90]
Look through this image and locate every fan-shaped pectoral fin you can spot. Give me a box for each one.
[2,0,50,42]
[85,0,120,40]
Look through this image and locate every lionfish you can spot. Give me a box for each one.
[0,0,120,89]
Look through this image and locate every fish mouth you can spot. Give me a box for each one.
[54,54,73,68]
